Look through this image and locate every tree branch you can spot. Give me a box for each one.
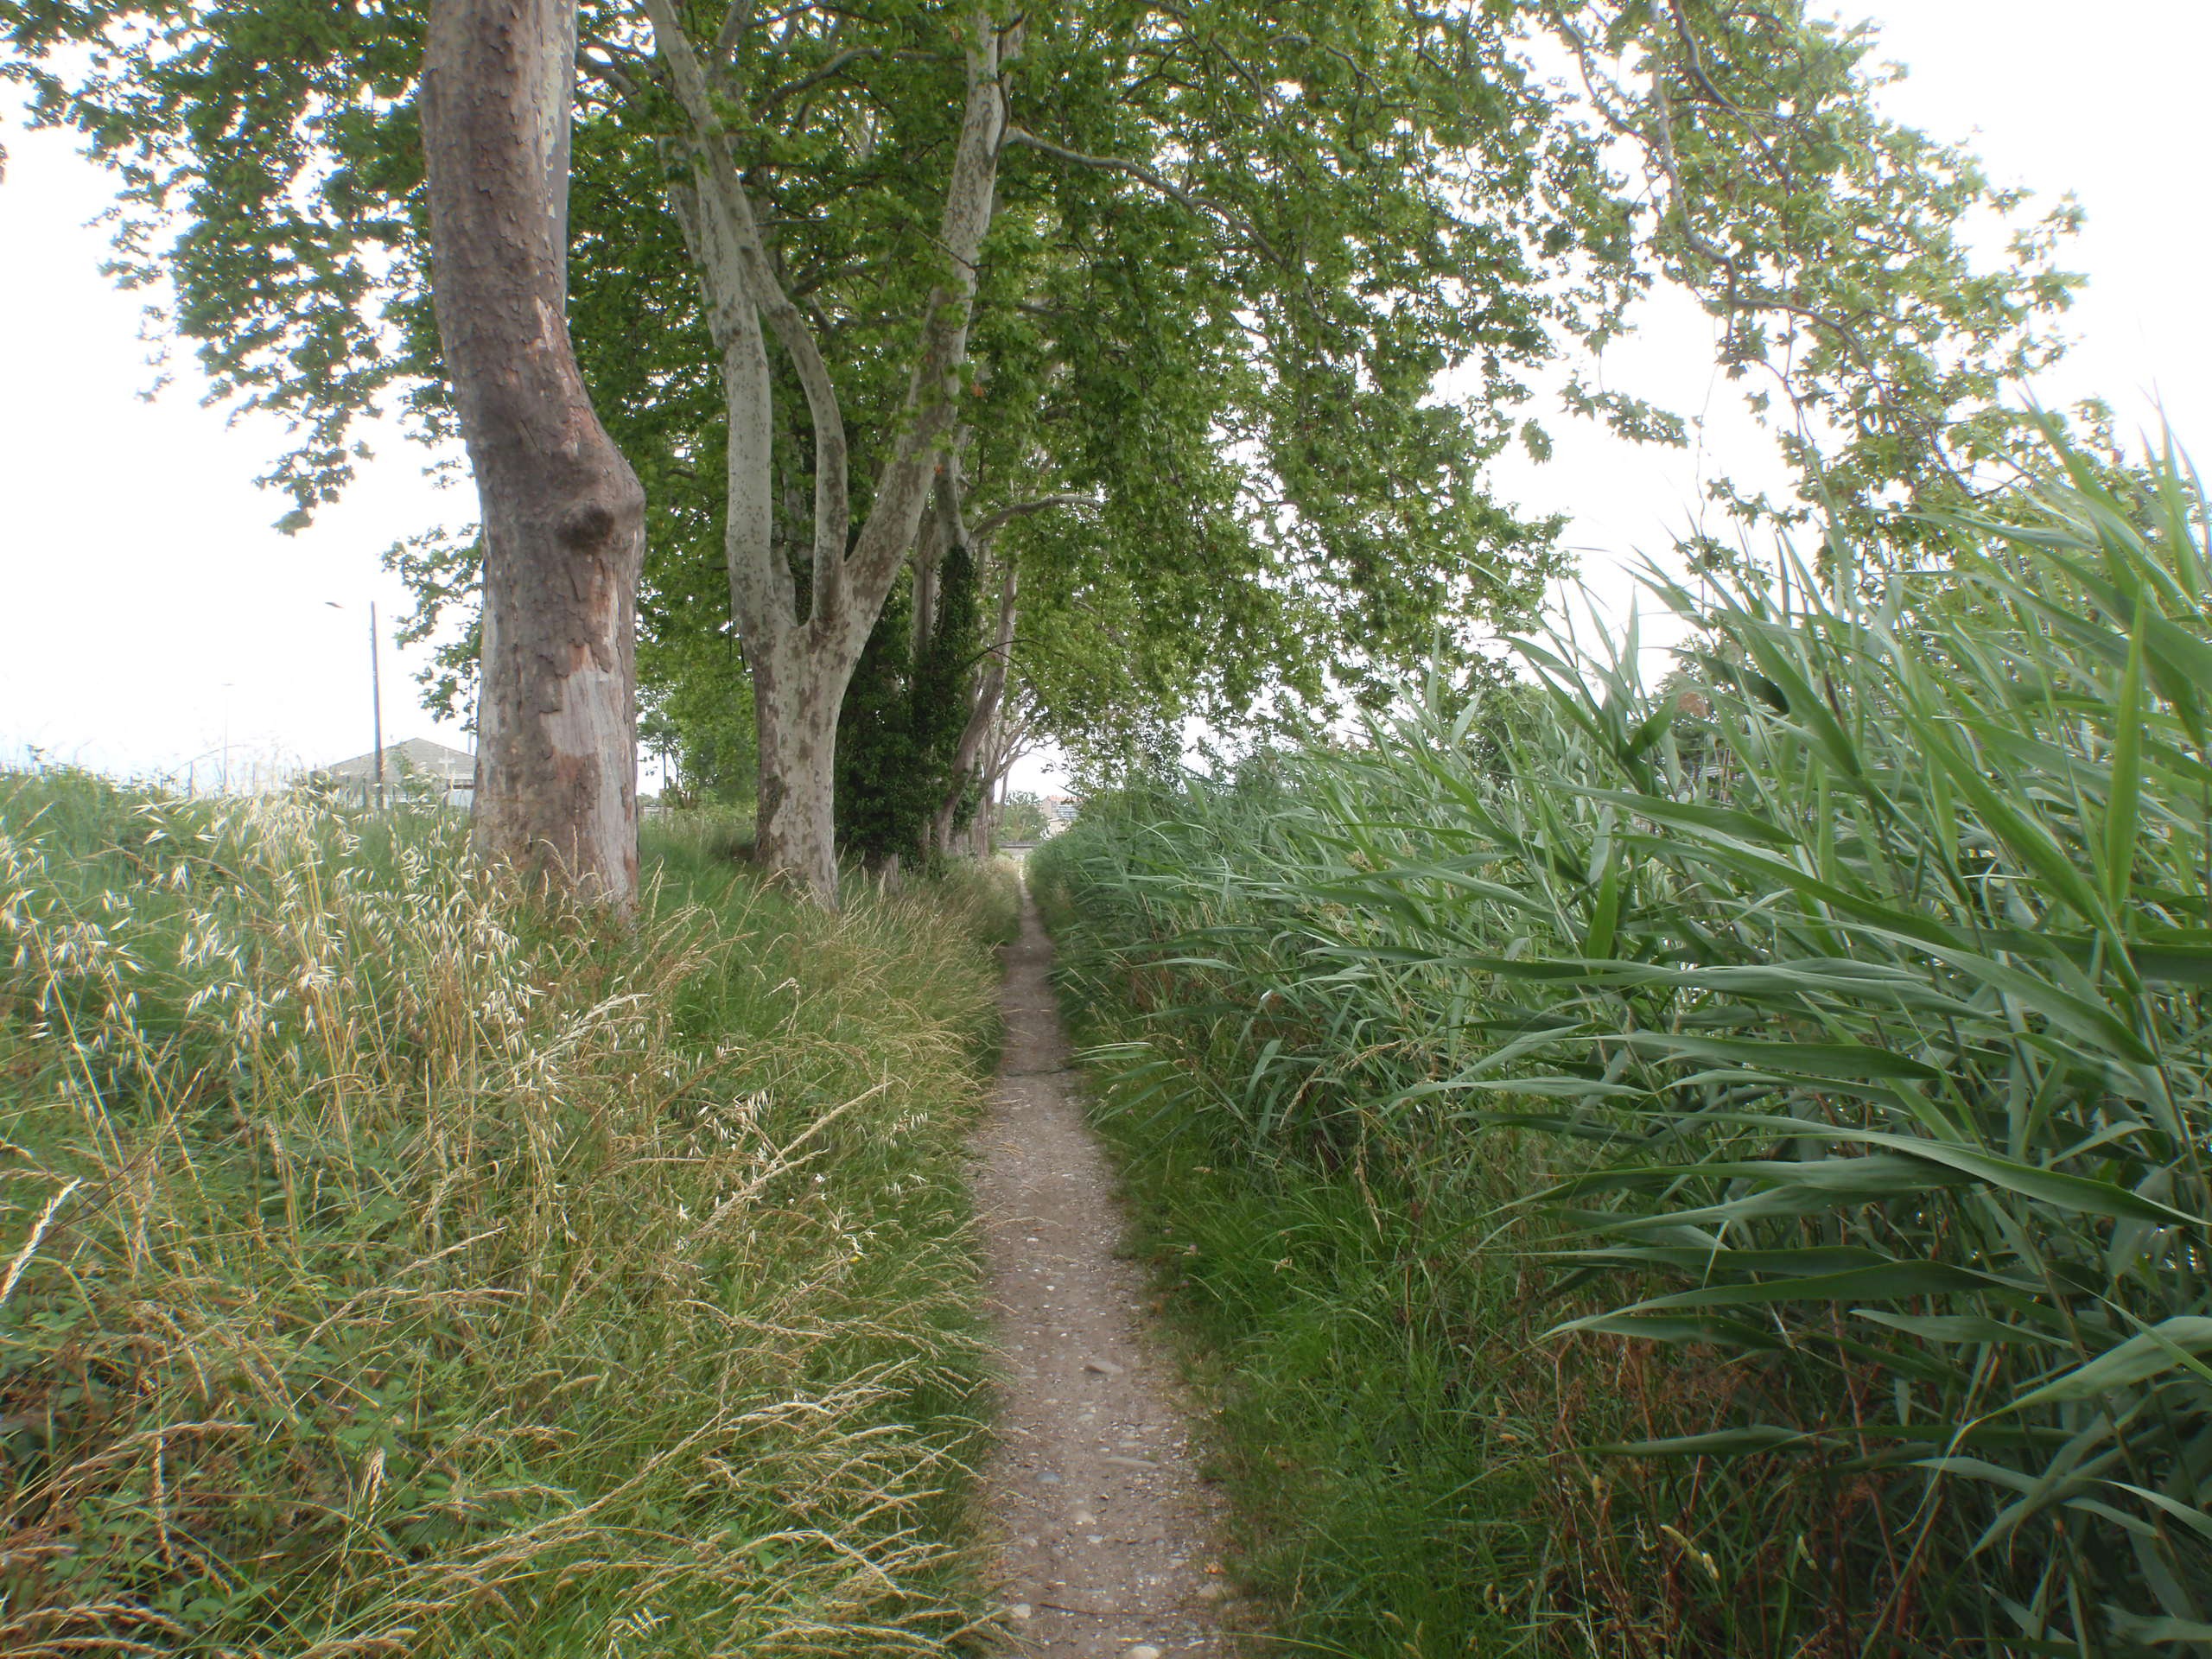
[760,45,887,107]
[971,492,1099,548]
[837,8,1009,634]
[666,177,794,637]
[1002,124,1281,265]
[1003,124,1207,213]
[577,39,644,100]
[711,1,753,73]
[644,0,852,626]
[947,555,1019,796]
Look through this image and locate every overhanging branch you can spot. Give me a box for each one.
[643,0,852,623]
[971,492,1101,548]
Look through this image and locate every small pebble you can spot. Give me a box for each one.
[1123,1647,1163,1659]
[1007,1604,1032,1621]
[1084,1357,1126,1376]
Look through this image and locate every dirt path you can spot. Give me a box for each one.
[972,893,1229,1659]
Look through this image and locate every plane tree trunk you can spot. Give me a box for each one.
[419,0,645,903]
[966,704,1032,855]
[647,1,1008,906]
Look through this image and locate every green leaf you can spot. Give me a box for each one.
[1553,1262,2012,1332]
[1550,1312,1789,1349]
[1565,787,1796,847]
[2106,594,2150,912]
[2105,1613,2212,1644]
[1596,1425,1815,1457]
[1853,1311,2069,1348]
[1918,721,2118,939]
[1556,1243,1890,1276]
[1829,1128,2207,1224]
[2005,1318,2212,1410]
[1613,1032,1943,1082]
[1582,839,1623,963]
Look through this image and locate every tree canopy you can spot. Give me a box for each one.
[2,0,2092,801]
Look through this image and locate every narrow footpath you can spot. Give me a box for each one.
[973,893,1229,1659]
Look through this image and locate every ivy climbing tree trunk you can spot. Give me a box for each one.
[931,556,1015,856]
[926,492,1090,857]
[419,0,646,903]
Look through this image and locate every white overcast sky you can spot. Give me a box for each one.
[3,1,2207,792]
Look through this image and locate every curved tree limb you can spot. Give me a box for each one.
[643,0,851,625]
[838,9,1011,638]
[665,178,793,638]
[1001,124,1282,265]
[972,492,1101,549]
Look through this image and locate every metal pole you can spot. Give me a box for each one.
[371,601,385,810]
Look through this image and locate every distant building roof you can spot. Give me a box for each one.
[318,736,476,785]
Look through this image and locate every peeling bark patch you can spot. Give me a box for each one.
[974,895,1230,1657]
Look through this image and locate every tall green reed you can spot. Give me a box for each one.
[1036,441,2212,1653]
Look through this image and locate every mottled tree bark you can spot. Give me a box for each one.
[648,0,1007,906]
[420,0,646,903]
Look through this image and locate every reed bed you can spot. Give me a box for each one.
[0,773,1014,1656]
[1033,444,2212,1654]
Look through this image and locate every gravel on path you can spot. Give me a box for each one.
[972,892,1230,1659]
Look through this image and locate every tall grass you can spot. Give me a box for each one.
[1035,443,2212,1654]
[0,772,1014,1656]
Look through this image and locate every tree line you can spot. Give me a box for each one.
[1,0,2098,905]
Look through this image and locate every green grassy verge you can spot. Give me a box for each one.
[1038,885,1682,1658]
[1,769,1020,1657]
[1034,945,1842,1658]
[1059,1052,1566,1657]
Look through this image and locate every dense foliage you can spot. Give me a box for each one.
[1,0,2093,785]
[836,543,983,867]
[0,772,1018,1656]
[1034,441,2212,1653]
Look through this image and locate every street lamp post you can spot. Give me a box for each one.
[369,601,385,810]
[327,601,386,810]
